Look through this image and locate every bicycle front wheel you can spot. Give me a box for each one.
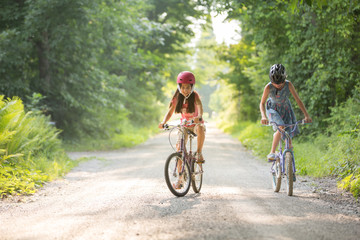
[271,158,281,192]
[164,152,191,197]
[285,151,294,196]
[191,158,203,193]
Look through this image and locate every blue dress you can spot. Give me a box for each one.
[266,80,299,138]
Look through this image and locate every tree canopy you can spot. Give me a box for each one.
[0,0,210,139]
[214,0,360,129]
[1,0,359,137]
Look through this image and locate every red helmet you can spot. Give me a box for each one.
[176,71,195,85]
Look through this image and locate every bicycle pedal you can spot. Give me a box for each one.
[196,160,205,164]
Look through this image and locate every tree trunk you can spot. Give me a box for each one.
[36,31,51,92]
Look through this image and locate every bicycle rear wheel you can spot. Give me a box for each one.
[271,158,281,192]
[285,151,294,196]
[164,152,191,197]
[191,158,203,193]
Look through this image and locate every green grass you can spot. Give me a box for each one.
[228,121,271,158]
[64,125,158,152]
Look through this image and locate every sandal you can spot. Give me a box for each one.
[267,153,276,162]
[173,180,183,189]
[195,152,205,164]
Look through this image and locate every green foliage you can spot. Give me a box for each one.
[64,123,158,152]
[212,0,360,197]
[217,38,259,122]
[0,0,211,140]
[215,0,360,127]
[338,174,360,199]
[0,165,48,198]
[192,24,228,117]
[209,81,239,128]
[218,85,359,197]
[350,176,360,199]
[284,1,360,127]
[24,92,49,114]
[324,89,360,197]
[230,122,271,158]
[0,96,74,198]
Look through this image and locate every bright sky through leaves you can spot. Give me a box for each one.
[212,12,241,45]
[189,12,241,47]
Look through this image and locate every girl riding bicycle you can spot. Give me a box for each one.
[159,71,206,164]
[259,64,312,161]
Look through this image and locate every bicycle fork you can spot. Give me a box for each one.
[172,135,187,177]
[280,138,297,174]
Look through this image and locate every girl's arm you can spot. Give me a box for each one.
[159,103,176,128]
[195,94,204,122]
[288,81,312,123]
[259,84,270,124]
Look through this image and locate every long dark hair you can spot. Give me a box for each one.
[169,86,195,114]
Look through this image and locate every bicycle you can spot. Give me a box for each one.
[266,120,308,196]
[163,120,203,197]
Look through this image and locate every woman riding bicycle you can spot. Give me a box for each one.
[158,71,206,164]
[259,64,312,161]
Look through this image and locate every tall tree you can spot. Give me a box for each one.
[0,0,211,138]
[214,0,360,127]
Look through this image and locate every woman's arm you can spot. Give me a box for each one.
[259,84,270,124]
[288,81,312,123]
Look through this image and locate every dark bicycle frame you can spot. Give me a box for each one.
[165,121,198,179]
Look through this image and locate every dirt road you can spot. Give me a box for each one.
[1,125,359,240]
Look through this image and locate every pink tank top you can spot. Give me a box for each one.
[171,91,200,121]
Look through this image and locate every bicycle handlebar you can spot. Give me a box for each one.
[267,120,307,127]
[163,119,197,130]
[264,120,311,135]
[162,120,199,151]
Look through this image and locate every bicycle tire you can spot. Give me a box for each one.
[271,158,281,192]
[164,152,191,197]
[285,151,293,196]
[191,158,203,193]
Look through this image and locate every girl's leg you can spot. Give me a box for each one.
[289,138,293,149]
[196,125,205,152]
[195,125,205,161]
[270,129,283,153]
[174,158,184,189]
[176,130,188,152]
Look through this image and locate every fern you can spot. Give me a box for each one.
[0,96,73,198]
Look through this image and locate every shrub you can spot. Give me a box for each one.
[0,96,74,198]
